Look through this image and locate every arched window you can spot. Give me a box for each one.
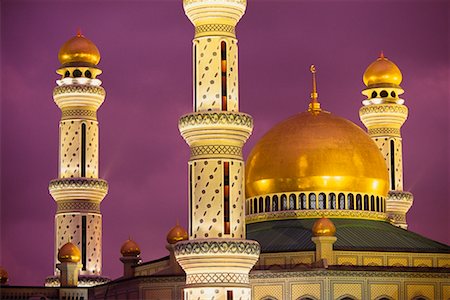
[318,193,326,209]
[308,193,316,209]
[371,195,375,211]
[338,193,345,209]
[289,194,296,210]
[265,196,271,212]
[356,194,362,210]
[259,197,264,213]
[329,193,336,209]
[249,200,252,214]
[253,198,258,214]
[272,195,279,211]
[281,194,288,210]
[347,193,354,210]
[376,196,381,212]
[300,193,306,210]
[81,123,87,177]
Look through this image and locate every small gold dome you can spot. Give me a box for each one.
[312,217,336,237]
[58,242,81,263]
[120,239,141,257]
[167,223,188,244]
[58,31,100,66]
[363,52,402,87]
[246,111,389,198]
[0,266,8,285]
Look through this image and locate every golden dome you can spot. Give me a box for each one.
[58,242,81,263]
[167,223,188,244]
[363,52,402,87]
[246,110,389,198]
[0,266,8,285]
[58,31,100,66]
[312,217,336,237]
[120,239,141,257]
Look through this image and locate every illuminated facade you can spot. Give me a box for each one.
[45,32,110,287]
[1,1,449,300]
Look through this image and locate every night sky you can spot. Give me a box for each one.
[1,0,448,285]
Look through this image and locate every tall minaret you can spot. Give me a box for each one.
[359,53,413,229]
[175,0,260,299]
[47,32,109,286]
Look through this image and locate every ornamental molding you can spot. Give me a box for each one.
[368,127,400,136]
[195,24,235,36]
[387,191,413,202]
[184,0,246,6]
[179,112,253,129]
[45,275,110,287]
[186,272,248,284]
[174,239,260,256]
[249,269,450,280]
[246,210,387,224]
[49,178,108,191]
[359,104,408,116]
[57,200,101,213]
[53,85,105,97]
[191,145,242,157]
[61,108,97,120]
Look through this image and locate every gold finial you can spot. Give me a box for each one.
[379,50,384,59]
[76,28,83,37]
[308,64,321,113]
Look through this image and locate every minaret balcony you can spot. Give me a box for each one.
[53,84,106,110]
[179,111,253,146]
[49,178,108,203]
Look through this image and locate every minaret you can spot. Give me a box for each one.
[175,0,260,299]
[359,52,413,229]
[47,31,109,286]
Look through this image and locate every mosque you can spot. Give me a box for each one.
[1,0,449,299]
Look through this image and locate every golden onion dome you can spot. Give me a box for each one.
[363,52,402,87]
[58,242,81,263]
[166,223,188,244]
[58,31,100,66]
[0,266,8,284]
[120,239,141,257]
[312,217,336,237]
[246,110,389,198]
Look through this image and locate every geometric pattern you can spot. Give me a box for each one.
[49,178,108,192]
[179,112,253,129]
[187,272,248,284]
[368,127,400,136]
[191,145,242,157]
[62,109,97,120]
[195,24,235,36]
[359,104,408,116]
[174,240,260,256]
[57,201,100,213]
[53,85,105,96]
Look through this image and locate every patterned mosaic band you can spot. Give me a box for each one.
[61,108,97,120]
[49,178,108,192]
[191,145,242,157]
[368,127,401,136]
[179,112,253,129]
[184,0,246,6]
[387,191,413,202]
[174,239,260,256]
[57,200,100,213]
[187,272,248,285]
[359,104,408,116]
[53,85,106,96]
[195,24,235,36]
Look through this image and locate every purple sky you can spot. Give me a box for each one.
[1,0,448,286]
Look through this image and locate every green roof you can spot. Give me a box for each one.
[246,218,450,253]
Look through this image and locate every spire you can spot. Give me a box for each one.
[308,65,321,113]
[76,28,83,37]
[379,50,384,59]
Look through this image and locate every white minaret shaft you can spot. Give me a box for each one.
[176,1,260,299]
[48,33,108,283]
[359,53,413,229]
